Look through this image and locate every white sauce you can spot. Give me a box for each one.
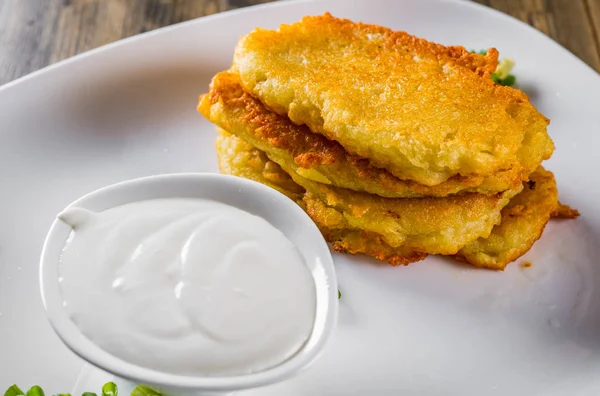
[58,198,316,376]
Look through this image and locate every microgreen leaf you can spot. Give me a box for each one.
[4,385,25,396]
[130,386,162,396]
[25,387,44,396]
[101,383,117,396]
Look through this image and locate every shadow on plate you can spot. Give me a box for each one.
[60,63,218,141]
[337,216,600,351]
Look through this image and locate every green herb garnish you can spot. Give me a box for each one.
[3,385,24,396]
[471,49,516,87]
[491,73,516,86]
[25,387,44,396]
[130,386,162,396]
[101,383,117,396]
[4,381,167,396]
[4,383,121,396]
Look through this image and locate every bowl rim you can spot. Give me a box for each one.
[39,172,338,391]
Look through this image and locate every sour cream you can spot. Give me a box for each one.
[57,198,316,376]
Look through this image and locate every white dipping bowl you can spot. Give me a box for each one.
[40,173,338,395]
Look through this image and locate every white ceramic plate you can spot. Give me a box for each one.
[1,0,599,394]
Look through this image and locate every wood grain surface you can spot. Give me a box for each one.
[0,0,598,85]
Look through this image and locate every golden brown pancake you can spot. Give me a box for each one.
[456,167,559,270]
[216,131,521,257]
[200,71,525,197]
[231,13,554,186]
[215,131,571,270]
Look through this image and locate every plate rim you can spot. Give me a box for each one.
[1,0,598,93]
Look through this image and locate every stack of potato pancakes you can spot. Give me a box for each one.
[199,13,578,270]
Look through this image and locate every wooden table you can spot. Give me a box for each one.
[0,0,598,85]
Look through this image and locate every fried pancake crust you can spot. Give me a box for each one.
[214,129,305,202]
[200,71,525,197]
[232,13,554,186]
[553,203,580,219]
[455,167,559,270]
[216,131,519,256]
[322,228,428,266]
[284,165,517,255]
[216,131,575,270]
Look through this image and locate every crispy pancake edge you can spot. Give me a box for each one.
[232,13,554,186]
[215,131,575,270]
[216,130,519,255]
[199,71,527,197]
[455,167,559,270]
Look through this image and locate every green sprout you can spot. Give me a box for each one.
[2,383,165,396]
[471,49,517,87]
